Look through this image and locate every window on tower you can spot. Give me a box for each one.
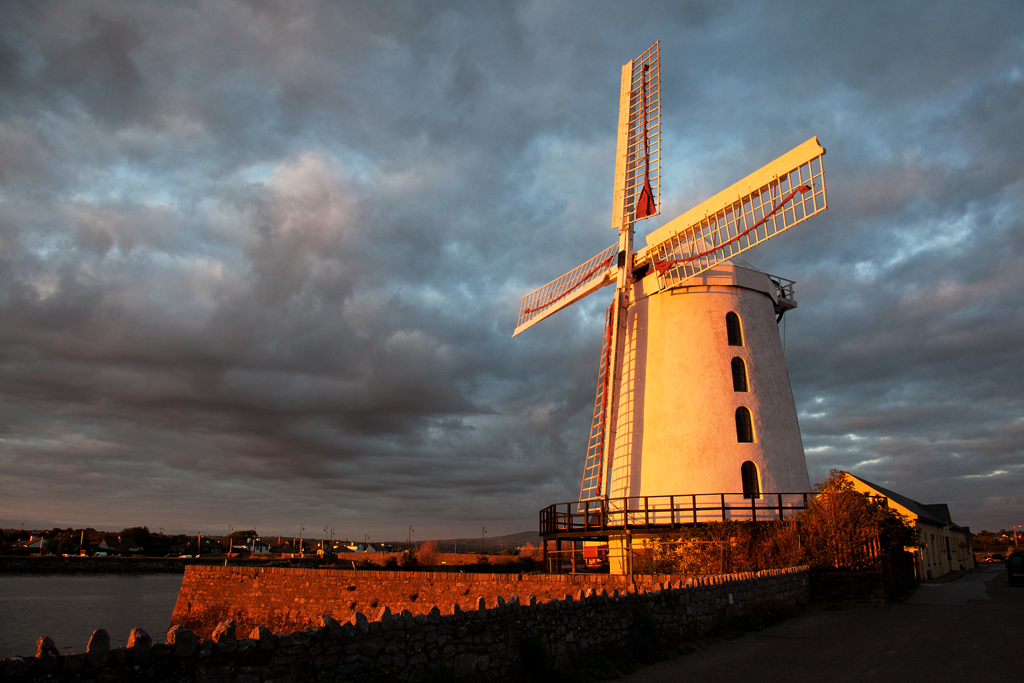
[731,357,748,392]
[735,407,754,442]
[726,312,743,346]
[741,461,760,499]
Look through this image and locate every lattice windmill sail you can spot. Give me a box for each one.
[514,41,829,518]
[639,138,826,289]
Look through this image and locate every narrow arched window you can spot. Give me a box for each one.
[735,407,753,443]
[726,312,743,346]
[741,461,760,499]
[731,357,748,392]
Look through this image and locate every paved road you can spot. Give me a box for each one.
[616,566,1022,683]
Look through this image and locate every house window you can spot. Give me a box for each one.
[735,407,754,442]
[741,461,760,499]
[731,357,748,392]
[726,312,743,346]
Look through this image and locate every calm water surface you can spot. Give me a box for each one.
[0,574,183,659]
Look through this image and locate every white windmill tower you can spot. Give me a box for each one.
[514,42,829,573]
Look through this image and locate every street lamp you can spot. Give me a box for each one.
[482,526,487,552]
[409,526,414,546]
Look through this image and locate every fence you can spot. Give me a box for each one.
[540,492,812,536]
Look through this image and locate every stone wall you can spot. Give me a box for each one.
[1,566,809,682]
[809,570,886,603]
[172,566,713,637]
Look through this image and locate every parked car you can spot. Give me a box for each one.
[1007,552,1024,587]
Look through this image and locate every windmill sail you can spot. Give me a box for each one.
[612,41,660,232]
[513,243,618,337]
[639,137,827,289]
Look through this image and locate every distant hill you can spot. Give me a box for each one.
[427,530,540,553]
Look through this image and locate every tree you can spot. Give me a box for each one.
[799,470,917,570]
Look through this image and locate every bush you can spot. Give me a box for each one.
[631,470,916,575]
[634,520,799,575]
[399,549,418,568]
[417,540,439,567]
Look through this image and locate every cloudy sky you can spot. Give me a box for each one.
[1,1,1022,540]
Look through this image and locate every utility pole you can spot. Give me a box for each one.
[408,526,414,546]
[482,527,487,552]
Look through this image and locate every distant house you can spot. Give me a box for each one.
[98,536,143,555]
[844,473,974,580]
[12,536,48,554]
[231,539,270,554]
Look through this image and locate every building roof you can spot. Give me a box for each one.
[845,474,961,529]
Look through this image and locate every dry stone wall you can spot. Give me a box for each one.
[172,565,721,637]
[1,567,809,682]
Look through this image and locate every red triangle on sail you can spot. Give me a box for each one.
[635,176,656,218]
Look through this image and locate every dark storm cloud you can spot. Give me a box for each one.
[0,0,1022,536]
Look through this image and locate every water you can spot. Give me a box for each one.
[0,574,183,659]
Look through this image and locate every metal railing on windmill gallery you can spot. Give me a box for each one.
[513,41,830,541]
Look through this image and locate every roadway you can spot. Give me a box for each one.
[616,565,1021,683]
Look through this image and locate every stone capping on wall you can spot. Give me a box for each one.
[3,566,810,682]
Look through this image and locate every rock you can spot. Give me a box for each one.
[250,625,274,651]
[36,636,58,658]
[127,628,152,662]
[86,629,110,667]
[34,636,60,673]
[212,620,237,653]
[354,611,369,633]
[167,625,197,657]
[321,614,344,640]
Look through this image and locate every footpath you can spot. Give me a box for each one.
[616,566,1021,683]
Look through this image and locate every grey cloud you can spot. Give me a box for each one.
[0,0,1022,536]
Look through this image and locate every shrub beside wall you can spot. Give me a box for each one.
[1,567,809,682]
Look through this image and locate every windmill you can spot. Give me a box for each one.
[514,42,829,564]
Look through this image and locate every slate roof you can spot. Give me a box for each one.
[846,474,954,528]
